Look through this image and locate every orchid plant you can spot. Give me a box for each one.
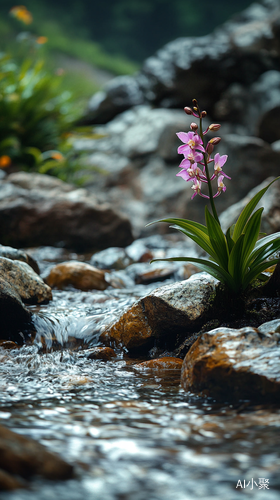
[148,99,280,294]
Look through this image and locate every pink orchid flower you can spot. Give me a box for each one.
[213,153,231,179]
[213,175,227,198]
[178,150,204,170]
[176,163,206,182]
[177,131,205,155]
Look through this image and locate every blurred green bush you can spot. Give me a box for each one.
[0,52,79,168]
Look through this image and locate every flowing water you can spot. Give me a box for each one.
[0,239,280,499]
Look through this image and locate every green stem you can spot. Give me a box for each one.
[199,116,220,224]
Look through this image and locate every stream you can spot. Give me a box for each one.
[0,238,280,499]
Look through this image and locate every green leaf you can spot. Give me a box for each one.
[243,258,280,290]
[226,226,235,254]
[146,217,208,235]
[205,206,229,270]
[241,207,263,274]
[228,233,245,290]
[232,177,280,241]
[150,256,235,288]
[146,217,218,261]
[249,233,280,267]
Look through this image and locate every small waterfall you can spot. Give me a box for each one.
[32,312,106,349]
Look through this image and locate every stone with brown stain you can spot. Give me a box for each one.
[0,424,74,489]
[134,357,183,371]
[100,273,219,352]
[0,257,51,341]
[181,325,280,402]
[0,340,20,349]
[0,258,52,305]
[45,261,109,291]
[86,346,117,361]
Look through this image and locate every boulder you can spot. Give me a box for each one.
[220,176,280,235]
[100,273,219,352]
[0,172,133,250]
[0,424,74,490]
[0,258,52,304]
[181,321,280,402]
[0,278,32,341]
[0,244,39,274]
[45,261,109,291]
[0,257,51,341]
[82,1,280,123]
[215,70,280,143]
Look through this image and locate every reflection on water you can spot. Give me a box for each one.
[1,242,280,499]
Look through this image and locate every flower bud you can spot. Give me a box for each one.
[184,106,193,115]
[201,110,207,117]
[190,122,198,131]
[192,99,198,106]
[193,107,198,112]
[206,142,214,155]
[209,137,221,145]
[209,123,221,131]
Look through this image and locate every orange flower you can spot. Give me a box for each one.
[36,36,48,45]
[0,156,12,168]
[10,6,33,25]
[51,152,64,161]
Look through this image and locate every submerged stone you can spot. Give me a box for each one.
[0,424,74,490]
[181,325,280,402]
[134,357,183,371]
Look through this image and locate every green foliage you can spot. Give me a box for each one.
[0,52,78,167]
[148,178,280,294]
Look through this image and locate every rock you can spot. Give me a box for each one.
[0,244,40,274]
[0,279,31,341]
[212,136,280,213]
[0,258,52,304]
[83,1,280,123]
[134,357,183,371]
[83,75,145,124]
[7,171,74,192]
[100,273,219,352]
[215,70,280,145]
[0,424,74,489]
[0,468,24,491]
[0,257,51,341]
[86,346,117,361]
[0,340,20,349]
[45,261,109,291]
[90,247,131,270]
[220,176,280,235]
[0,172,133,250]
[181,323,280,402]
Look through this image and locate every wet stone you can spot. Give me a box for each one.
[86,346,117,361]
[181,325,280,402]
[45,261,109,291]
[100,273,219,352]
[90,247,131,270]
[0,244,40,274]
[0,257,52,304]
[134,357,183,371]
[0,424,74,489]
